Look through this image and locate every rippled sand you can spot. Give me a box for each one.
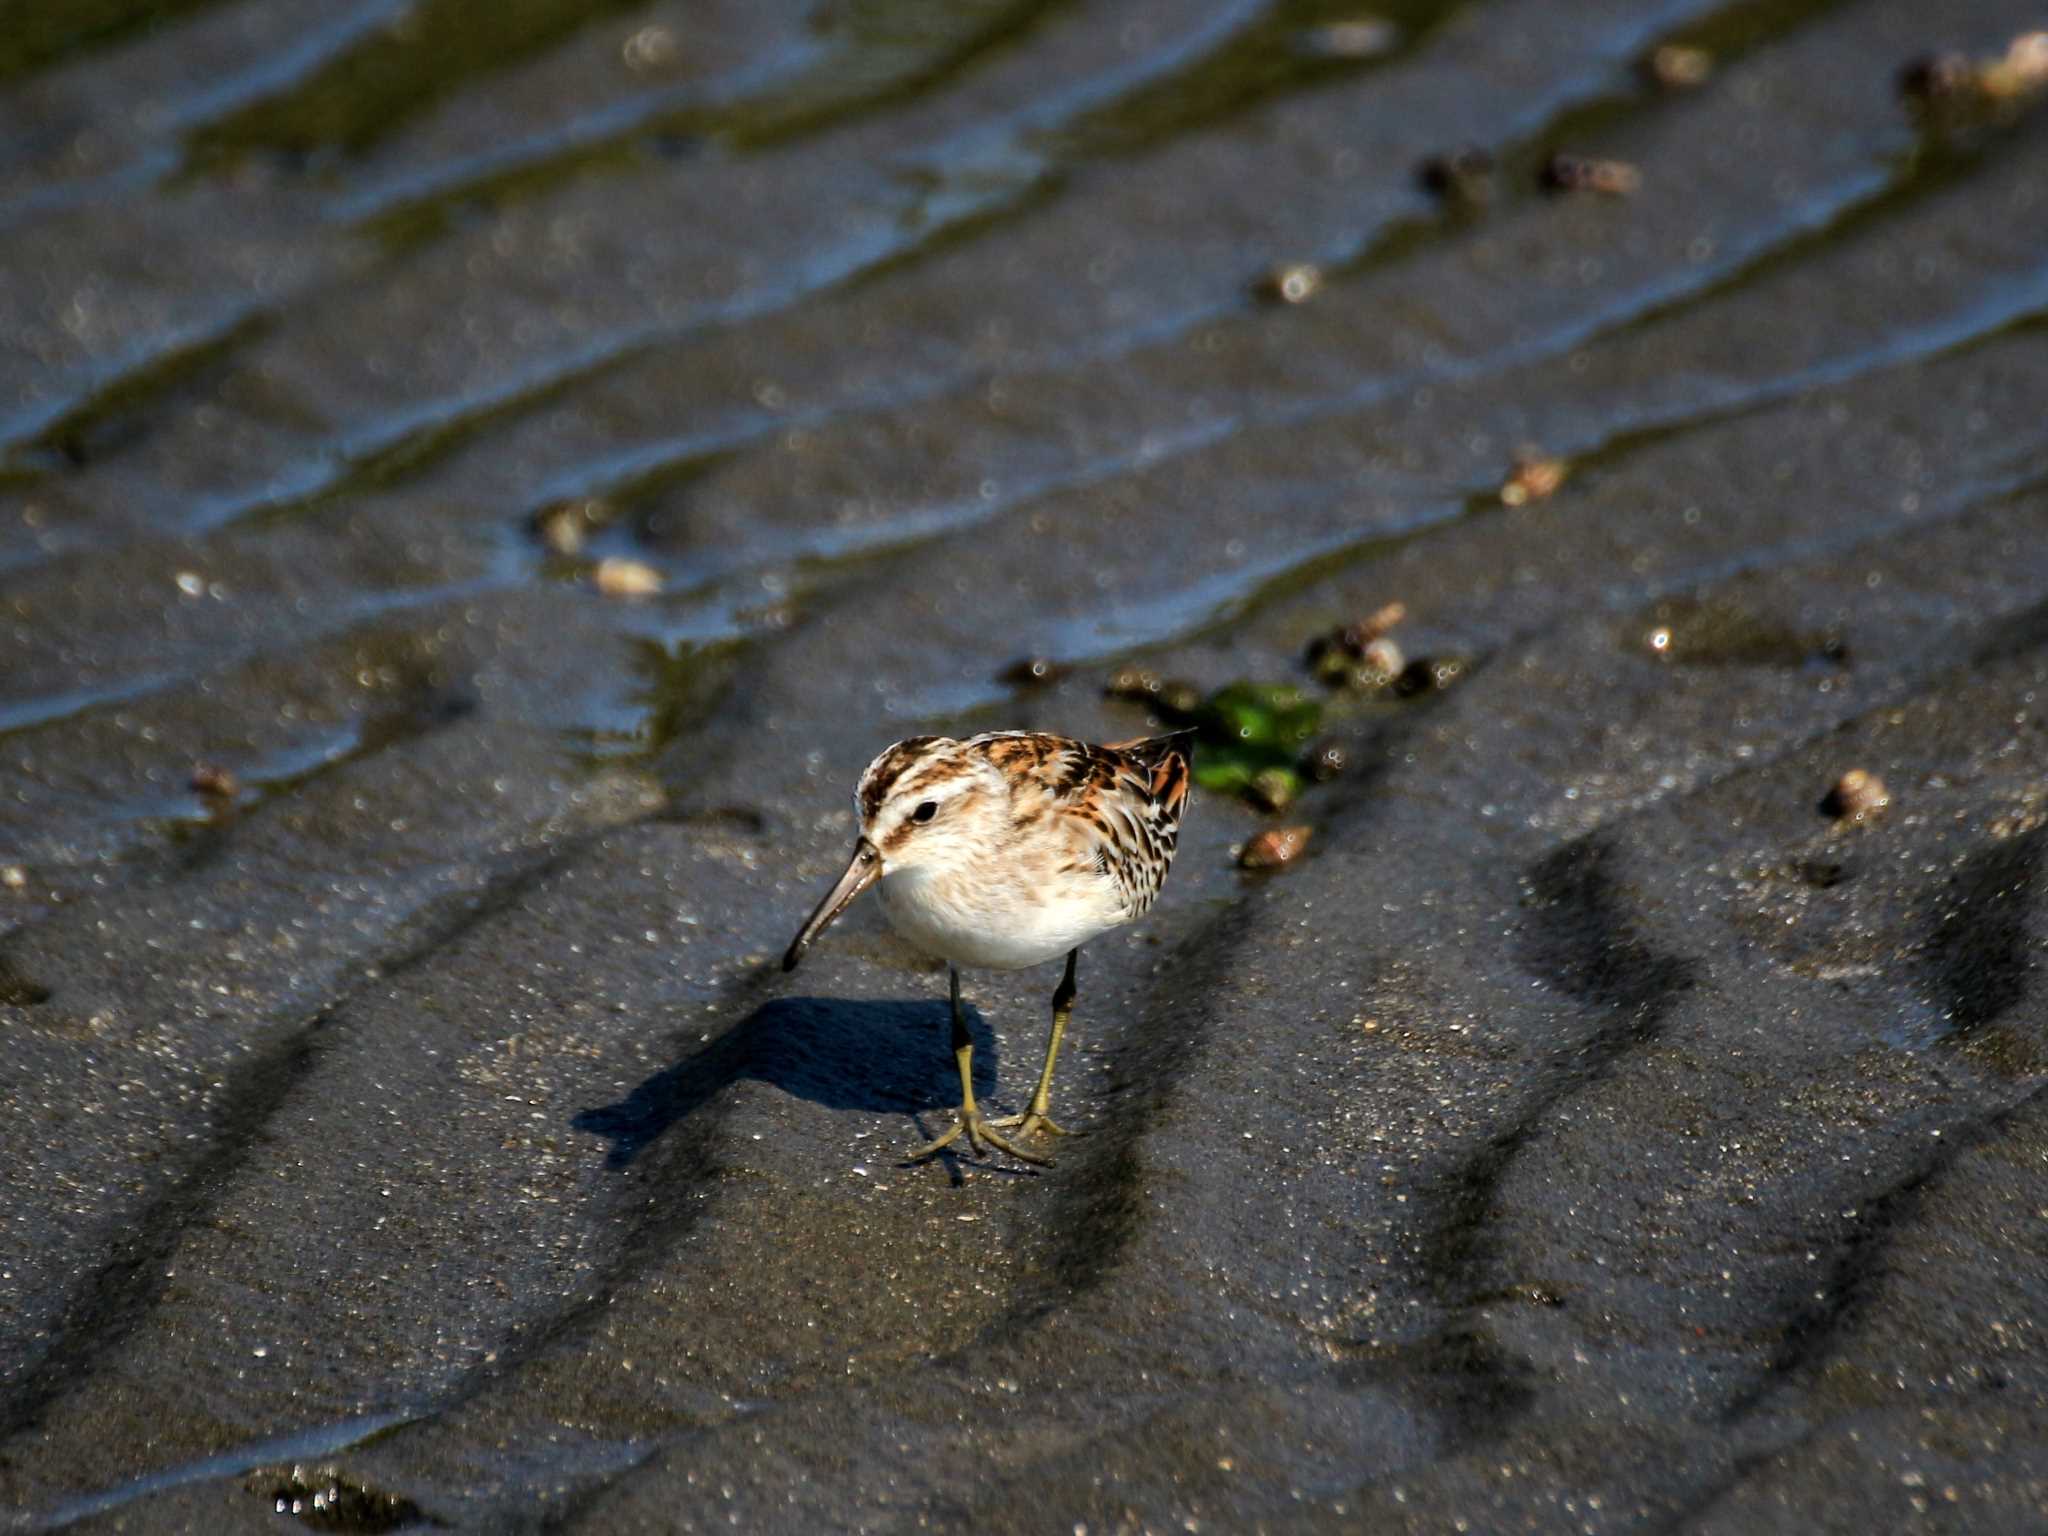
[5,1,2048,1530]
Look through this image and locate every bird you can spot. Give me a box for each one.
[782,729,1194,1166]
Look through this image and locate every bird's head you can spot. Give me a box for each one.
[781,737,1000,971]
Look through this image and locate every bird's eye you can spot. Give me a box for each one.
[911,800,939,823]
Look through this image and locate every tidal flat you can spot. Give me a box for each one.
[4,1,2048,1530]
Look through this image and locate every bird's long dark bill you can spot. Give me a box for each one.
[782,839,881,972]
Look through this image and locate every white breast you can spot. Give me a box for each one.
[877,863,1125,971]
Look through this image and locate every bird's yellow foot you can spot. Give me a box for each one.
[987,1108,1074,1141]
[908,1105,1050,1166]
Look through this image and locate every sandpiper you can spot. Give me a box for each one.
[783,730,1194,1166]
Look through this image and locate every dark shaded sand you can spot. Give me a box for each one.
[4,0,2048,1529]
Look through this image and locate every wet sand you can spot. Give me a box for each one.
[4,0,2048,1530]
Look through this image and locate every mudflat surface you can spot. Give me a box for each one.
[4,1,2048,1531]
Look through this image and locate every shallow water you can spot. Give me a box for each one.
[4,1,2048,1530]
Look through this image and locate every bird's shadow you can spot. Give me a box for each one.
[573,996,997,1168]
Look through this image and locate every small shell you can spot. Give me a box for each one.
[593,557,663,598]
[1822,769,1889,822]
[190,762,239,799]
[0,865,26,891]
[1500,450,1569,507]
[1540,154,1642,196]
[2008,30,2048,81]
[621,23,679,72]
[1295,18,1400,60]
[1254,262,1324,305]
[1309,600,1408,681]
[1355,637,1405,685]
[1643,45,1713,89]
[1240,825,1311,869]
[536,510,583,556]
[1980,31,2048,99]
[1341,601,1407,650]
[534,496,613,557]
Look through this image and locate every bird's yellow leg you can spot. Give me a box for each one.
[991,949,1080,1141]
[909,967,1049,1166]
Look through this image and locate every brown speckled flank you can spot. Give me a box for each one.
[787,731,1195,1166]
